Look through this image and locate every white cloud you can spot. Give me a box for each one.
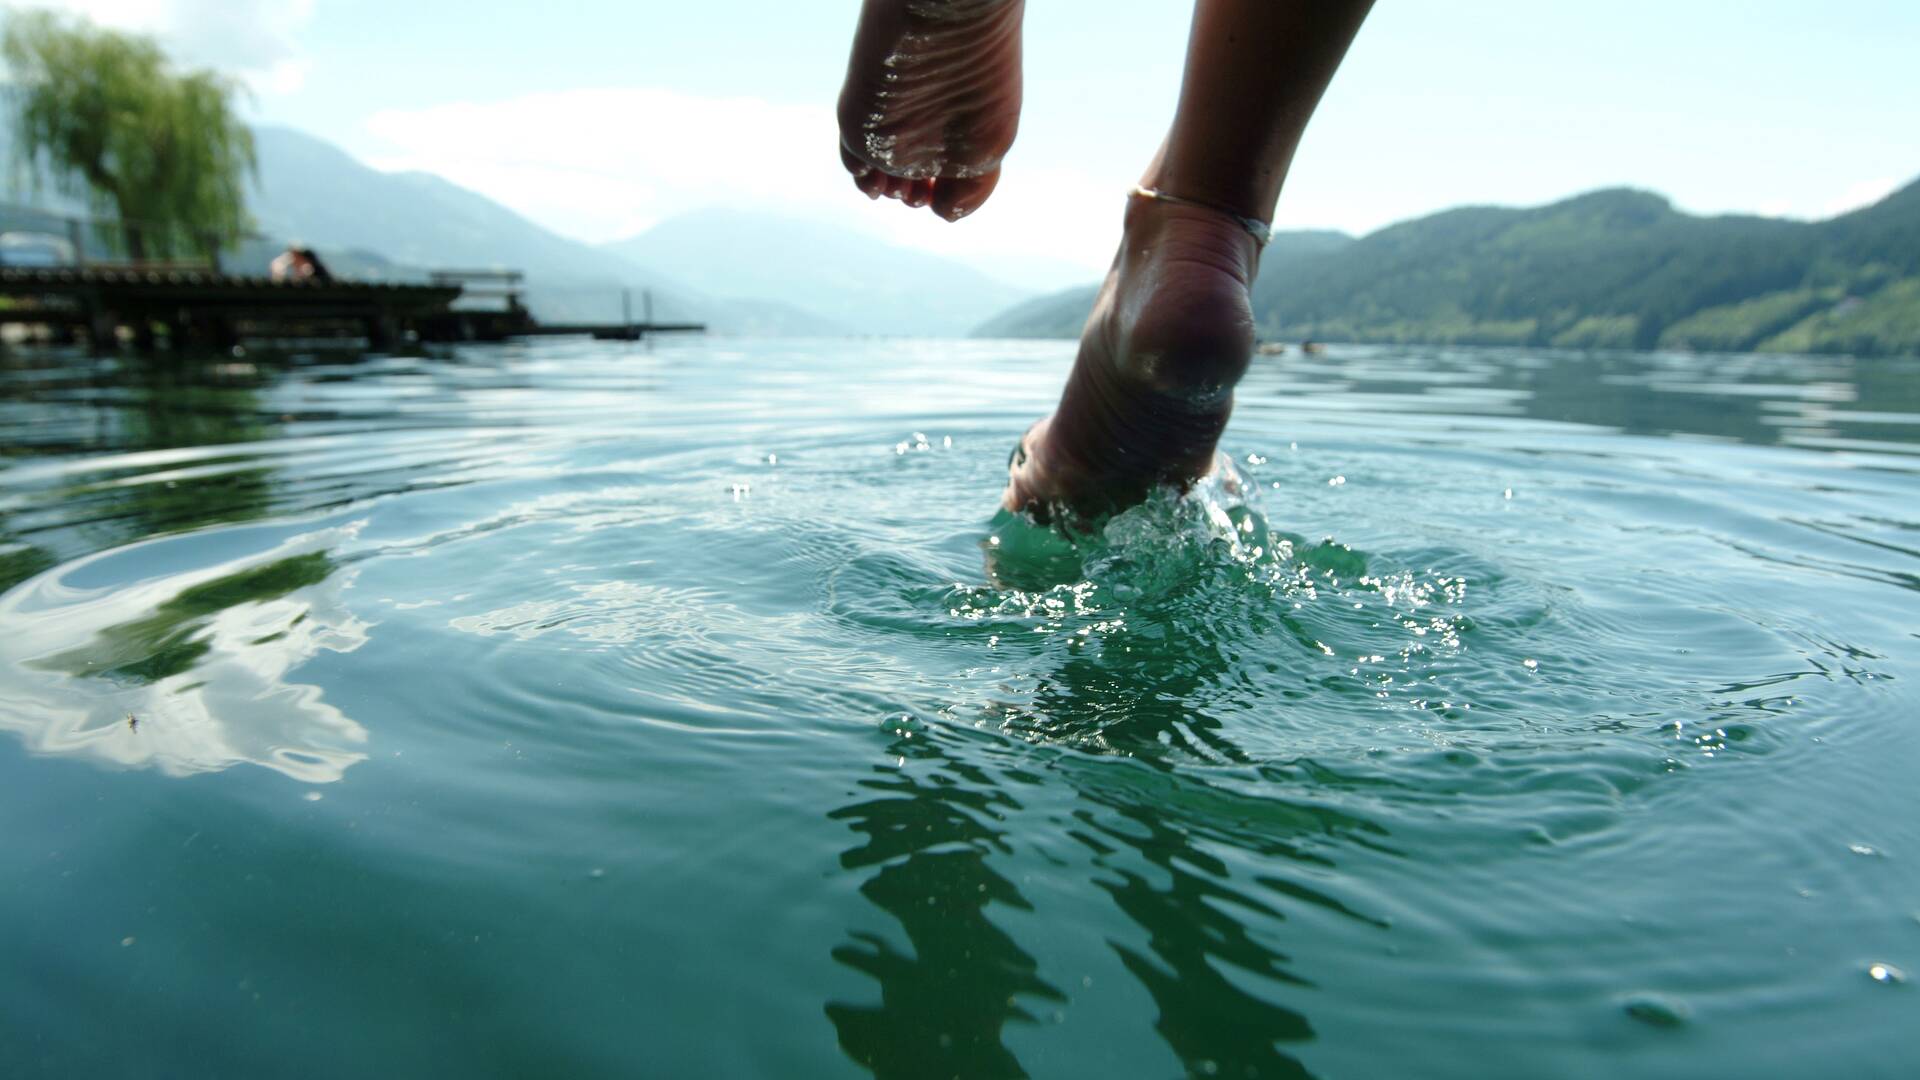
[857,160,1118,273]
[1818,176,1899,219]
[366,88,843,243]
[1718,176,1902,223]
[366,85,1116,273]
[6,0,317,96]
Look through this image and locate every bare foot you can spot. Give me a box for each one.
[837,0,1024,221]
[1004,193,1262,522]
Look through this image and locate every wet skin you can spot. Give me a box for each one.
[839,0,1373,521]
[837,0,1024,222]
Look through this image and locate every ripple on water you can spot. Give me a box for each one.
[2,343,1919,1079]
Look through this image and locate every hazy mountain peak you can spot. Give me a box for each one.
[604,207,1034,336]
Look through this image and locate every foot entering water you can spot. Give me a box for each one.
[837,0,1024,221]
[1004,192,1262,522]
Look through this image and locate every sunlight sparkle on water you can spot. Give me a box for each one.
[2,341,1917,1078]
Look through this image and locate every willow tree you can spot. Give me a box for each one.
[2,12,255,262]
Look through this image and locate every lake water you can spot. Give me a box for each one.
[2,339,1916,1078]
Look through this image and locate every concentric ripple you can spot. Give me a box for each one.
[1,340,1917,1079]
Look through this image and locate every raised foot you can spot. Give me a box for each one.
[1005,196,1262,522]
[837,0,1025,221]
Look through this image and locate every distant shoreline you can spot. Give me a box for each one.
[973,181,1920,359]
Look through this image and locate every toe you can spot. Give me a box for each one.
[841,145,885,199]
[904,178,935,208]
[839,143,870,179]
[931,169,1002,221]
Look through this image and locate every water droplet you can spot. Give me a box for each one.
[1523,658,1539,671]
[588,867,606,879]
[302,791,323,802]
[1867,962,1906,985]
[1620,992,1689,1028]
[1849,843,1880,857]
[1327,475,1346,486]
[120,936,136,947]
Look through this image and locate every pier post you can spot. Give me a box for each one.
[365,312,398,351]
[83,290,116,352]
[209,315,238,352]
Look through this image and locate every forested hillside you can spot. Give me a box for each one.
[975,179,1920,356]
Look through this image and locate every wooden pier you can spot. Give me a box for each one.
[0,206,705,351]
[0,265,460,349]
[0,265,705,350]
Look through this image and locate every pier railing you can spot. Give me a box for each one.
[432,269,527,313]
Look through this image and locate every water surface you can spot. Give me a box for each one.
[2,340,1916,1077]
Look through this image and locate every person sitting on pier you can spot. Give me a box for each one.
[837,0,1370,520]
[270,245,333,284]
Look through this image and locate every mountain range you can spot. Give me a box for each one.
[6,120,1914,354]
[972,179,1920,357]
[599,207,1030,337]
[2,124,1035,337]
[247,127,1048,335]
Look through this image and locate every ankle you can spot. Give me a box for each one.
[1141,151,1287,233]
[1120,192,1261,286]
[1100,202,1257,407]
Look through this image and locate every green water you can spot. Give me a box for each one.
[2,340,1916,1078]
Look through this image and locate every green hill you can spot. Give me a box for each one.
[973,229,1354,340]
[973,178,1920,357]
[970,283,1102,339]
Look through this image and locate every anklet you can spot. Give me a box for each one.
[1129,186,1272,247]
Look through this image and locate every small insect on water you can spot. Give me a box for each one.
[126,713,138,733]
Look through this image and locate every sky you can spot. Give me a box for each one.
[10,0,1919,287]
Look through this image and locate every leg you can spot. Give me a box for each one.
[1006,0,1371,521]
[837,0,1025,221]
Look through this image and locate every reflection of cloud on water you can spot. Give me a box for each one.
[0,524,370,782]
